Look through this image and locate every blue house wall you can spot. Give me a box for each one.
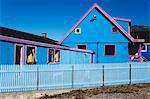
[60,49,91,64]
[62,8,129,63]
[36,47,47,64]
[0,41,92,65]
[35,46,92,64]
[0,41,14,64]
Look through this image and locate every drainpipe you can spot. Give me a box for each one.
[96,42,99,63]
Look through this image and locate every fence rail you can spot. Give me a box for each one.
[0,62,150,92]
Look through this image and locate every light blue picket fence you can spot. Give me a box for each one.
[0,62,150,92]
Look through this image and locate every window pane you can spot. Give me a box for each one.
[77,45,86,50]
[75,28,81,34]
[54,50,60,62]
[48,49,54,63]
[112,26,118,32]
[15,45,23,64]
[26,47,36,64]
[105,45,115,55]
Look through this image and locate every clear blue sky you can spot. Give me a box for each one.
[0,0,150,40]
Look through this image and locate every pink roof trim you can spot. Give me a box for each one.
[113,17,132,22]
[134,39,145,42]
[0,35,94,54]
[59,3,144,43]
[59,4,96,44]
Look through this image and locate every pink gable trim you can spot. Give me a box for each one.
[59,3,144,43]
[59,4,96,44]
[113,17,131,22]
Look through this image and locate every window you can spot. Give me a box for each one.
[15,45,24,65]
[112,26,118,33]
[77,45,87,50]
[48,49,60,64]
[141,45,147,52]
[48,49,54,63]
[105,45,115,56]
[75,28,81,34]
[93,15,97,19]
[54,50,60,62]
[26,46,36,64]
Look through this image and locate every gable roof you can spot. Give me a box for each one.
[59,3,144,43]
[0,26,60,45]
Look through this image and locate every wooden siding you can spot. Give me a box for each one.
[62,42,129,63]
[62,8,129,43]
[0,41,14,64]
[36,47,47,64]
[0,41,92,65]
[60,49,91,64]
[62,9,130,63]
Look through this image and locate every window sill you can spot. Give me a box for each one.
[47,62,60,64]
[104,55,115,56]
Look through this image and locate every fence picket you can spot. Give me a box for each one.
[0,63,150,92]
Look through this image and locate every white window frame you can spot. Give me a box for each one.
[74,28,81,34]
[14,44,25,65]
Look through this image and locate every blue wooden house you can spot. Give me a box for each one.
[0,27,94,65]
[60,3,144,63]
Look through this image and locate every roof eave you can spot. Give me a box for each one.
[113,17,132,22]
[0,35,94,54]
[133,39,145,43]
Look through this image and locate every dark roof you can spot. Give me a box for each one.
[0,26,60,45]
[131,25,150,42]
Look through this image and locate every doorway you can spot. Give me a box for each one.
[15,45,24,65]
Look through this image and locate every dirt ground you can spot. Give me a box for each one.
[39,83,150,99]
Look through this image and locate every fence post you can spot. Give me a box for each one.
[129,64,132,85]
[37,65,39,90]
[102,65,104,86]
[72,65,74,88]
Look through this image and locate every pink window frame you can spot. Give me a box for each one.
[104,44,116,56]
[25,45,37,64]
[111,26,118,33]
[91,53,94,63]
[76,44,87,50]
[14,44,25,65]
